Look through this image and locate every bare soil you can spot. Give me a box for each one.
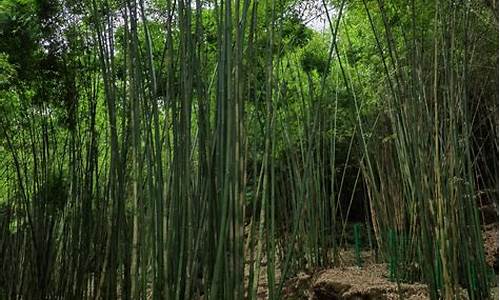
[281,260,431,300]
[245,223,498,300]
[278,224,499,300]
[483,223,499,270]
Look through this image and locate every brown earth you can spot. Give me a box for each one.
[279,222,499,300]
[248,223,498,300]
[311,265,429,300]
[483,223,499,270]
[281,263,431,300]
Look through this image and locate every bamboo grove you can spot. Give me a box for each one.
[0,0,497,299]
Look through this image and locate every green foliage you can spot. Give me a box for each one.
[0,53,19,119]
[300,35,329,75]
[282,15,313,48]
[0,53,15,86]
[0,0,39,81]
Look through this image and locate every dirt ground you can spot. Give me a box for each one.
[302,265,429,300]
[483,223,499,270]
[276,224,499,300]
[242,220,498,300]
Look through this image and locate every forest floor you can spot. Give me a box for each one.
[251,223,498,300]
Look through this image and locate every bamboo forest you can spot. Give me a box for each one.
[0,0,498,299]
